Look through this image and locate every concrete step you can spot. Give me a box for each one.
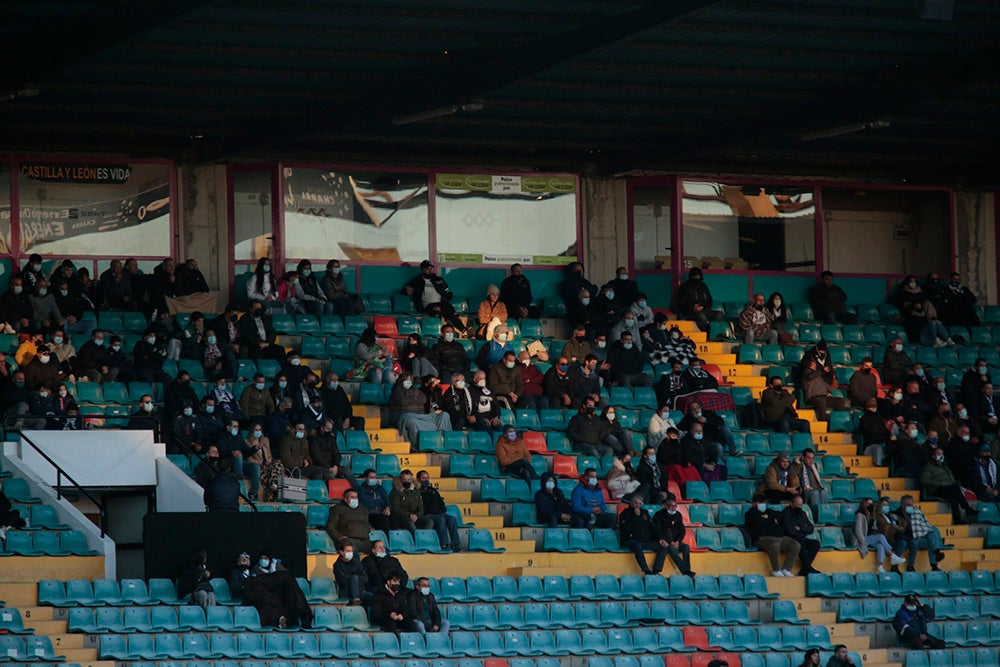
[488,527,522,542]
[376,442,413,455]
[701,353,736,365]
[465,515,504,529]
[454,502,492,516]
[948,536,983,550]
[508,566,566,577]
[960,549,1000,563]
[353,405,381,418]
[497,539,539,553]
[0,583,38,605]
[440,491,472,504]
[815,432,856,445]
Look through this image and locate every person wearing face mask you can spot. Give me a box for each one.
[972,381,1000,437]
[227,552,255,601]
[371,571,416,634]
[858,398,894,465]
[589,284,620,333]
[648,405,678,445]
[516,352,548,410]
[892,495,946,571]
[809,271,856,325]
[353,328,395,385]
[761,376,811,434]
[211,374,244,422]
[199,327,237,380]
[499,263,535,320]
[28,279,63,332]
[759,452,801,504]
[247,256,278,306]
[881,337,912,388]
[22,345,63,390]
[127,393,161,438]
[131,328,172,384]
[177,549,217,610]
[640,313,675,365]
[263,396,295,444]
[848,357,879,408]
[885,423,925,479]
[679,358,720,394]
[569,354,602,409]
[488,351,524,410]
[475,284,508,340]
[404,260,466,333]
[744,493,801,577]
[543,356,575,408]
[566,398,612,456]
[680,422,723,483]
[535,472,573,527]
[570,468,616,529]
[215,417,260,496]
[467,370,501,431]
[0,277,32,330]
[238,302,287,363]
[47,328,78,379]
[937,271,980,328]
[852,499,907,573]
[781,495,822,576]
[971,444,1000,503]
[637,443,672,503]
[244,421,277,501]
[475,325,514,370]
[25,382,57,430]
[415,471,461,552]
[389,469,433,534]
[559,262,598,314]
[628,291,653,327]
[170,400,203,455]
[561,325,592,366]
[274,270,307,315]
[921,447,978,524]
[893,594,944,649]
[961,358,992,407]
[608,332,652,388]
[388,373,452,445]
[609,313,643,353]
[653,360,685,408]
[291,259,326,315]
[429,324,471,380]
[953,402,984,443]
[764,292,791,342]
[309,418,353,485]
[495,425,539,481]
[240,373,276,420]
[658,425,702,491]
[325,489,374,553]
[363,540,410,594]
[677,267,723,333]
[927,402,960,442]
[618,494,670,575]
[162,370,198,419]
[321,259,359,317]
[203,455,241,512]
[944,423,980,486]
[801,356,846,424]
[320,372,361,430]
[279,422,332,480]
[333,541,370,607]
[407,576,448,634]
[606,451,641,500]
[901,378,933,425]
[441,371,476,430]
[737,293,778,345]
[76,329,114,382]
[678,400,734,457]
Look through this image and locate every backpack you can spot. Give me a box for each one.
[740,400,765,429]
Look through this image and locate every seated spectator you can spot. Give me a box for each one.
[476,284,508,340]
[680,422,723,482]
[275,270,306,315]
[848,358,878,408]
[566,289,593,336]
[98,259,133,310]
[677,268,723,333]
[209,306,242,357]
[679,358,719,394]
[498,263,533,319]
[240,373,275,420]
[886,425,926,479]
[619,494,670,575]
[744,493,801,577]
[760,376,810,433]
[245,422,277,501]
[857,398,894,465]
[678,400,735,458]
[636,443,672,504]
[212,375,243,422]
[0,277,31,330]
[972,444,1000,504]
[148,311,184,360]
[825,645,857,667]
[171,401,203,454]
[430,325,470,380]
[589,284,620,334]
[606,452,640,500]
[48,329,76,377]
[29,280,63,332]
[488,351,523,410]
[387,374,452,452]
[759,452,801,504]
[469,370,501,430]
[25,383,58,430]
[22,345,62,390]
[291,260,325,315]
[653,360,686,409]
[310,418,352,484]
[197,396,224,443]
[882,337,912,388]
[321,372,362,431]
[559,262,598,314]
[516,351,548,410]
[76,330,115,382]
[404,260,465,333]
[609,312,642,353]
[628,292,653,328]
[371,571,415,634]
[390,469,431,534]
[921,447,978,524]
[218,417,261,497]
[357,468,394,533]
[238,302,287,362]
[246,257,278,308]
[128,393,161,439]
[902,379,934,425]
[955,403,984,443]
[535,472,573,527]
[333,541,370,607]
[178,550,216,610]
[809,271,856,324]
[852,499,907,574]
[608,331,652,388]
[793,448,828,520]
[651,497,694,576]
[320,259,356,317]
[495,424,538,481]
[475,326,513,370]
[640,313,674,365]
[301,385,327,432]
[543,357,574,409]
[400,334,437,378]
[570,468,616,528]
[441,373,475,430]
[903,299,952,347]
[648,404,677,444]
[131,331,171,384]
[352,328,395,385]
[53,282,94,337]
[201,329,237,380]
[325,488,373,553]
[738,293,777,345]
[961,358,991,407]
[781,495,821,575]
[893,595,944,649]
[416,470,461,552]
[765,293,790,341]
[801,355,846,423]
[566,397,612,456]
[279,421,332,480]
[598,406,630,457]
[972,382,999,436]
[937,272,980,327]
[264,397,295,444]
[561,325,591,366]
[363,540,409,593]
[892,494,946,571]
[408,577,448,634]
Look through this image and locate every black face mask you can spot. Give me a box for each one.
[402,481,411,489]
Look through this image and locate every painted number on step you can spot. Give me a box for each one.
[944,528,956,537]
[879,482,891,490]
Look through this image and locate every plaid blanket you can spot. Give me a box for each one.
[674,390,734,413]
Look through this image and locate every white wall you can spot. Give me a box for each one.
[155,458,207,512]
[14,430,157,487]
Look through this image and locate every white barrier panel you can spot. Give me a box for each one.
[18,430,157,487]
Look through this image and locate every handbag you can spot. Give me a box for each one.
[278,467,308,502]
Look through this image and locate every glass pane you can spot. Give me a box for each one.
[283,167,429,262]
[681,180,816,271]
[0,162,10,254]
[631,185,673,270]
[434,173,577,265]
[821,188,950,275]
[17,161,171,255]
[232,170,273,261]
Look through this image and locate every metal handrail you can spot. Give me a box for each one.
[2,416,108,537]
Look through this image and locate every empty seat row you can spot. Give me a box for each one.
[124,660,560,667]
[0,636,63,662]
[0,530,96,556]
[906,647,1000,667]
[926,620,1000,648]
[839,596,1000,623]
[807,570,988,599]
[308,528,502,556]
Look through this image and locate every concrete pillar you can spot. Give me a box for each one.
[955,191,996,304]
[580,177,629,283]
[175,164,228,299]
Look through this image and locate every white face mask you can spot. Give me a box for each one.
[443,333,455,342]
[290,358,301,366]
[596,341,606,348]
[53,336,63,344]
[253,430,262,438]
[756,503,767,513]
[545,481,555,490]
[455,380,466,389]
[909,429,918,438]
[505,361,515,369]
[375,551,387,559]
[341,551,354,561]
[347,498,359,509]
[497,334,508,342]
[403,380,413,389]
[959,409,969,419]
[587,477,598,487]
[419,586,430,596]
[894,344,903,352]
[476,379,486,388]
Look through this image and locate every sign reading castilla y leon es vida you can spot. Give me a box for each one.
[20,162,133,184]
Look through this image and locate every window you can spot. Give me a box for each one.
[282,166,429,262]
[16,161,171,256]
[0,162,10,254]
[434,173,578,265]
[821,187,950,275]
[232,169,274,262]
[631,184,673,270]
[681,180,816,271]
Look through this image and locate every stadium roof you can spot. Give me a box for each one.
[1,0,999,183]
